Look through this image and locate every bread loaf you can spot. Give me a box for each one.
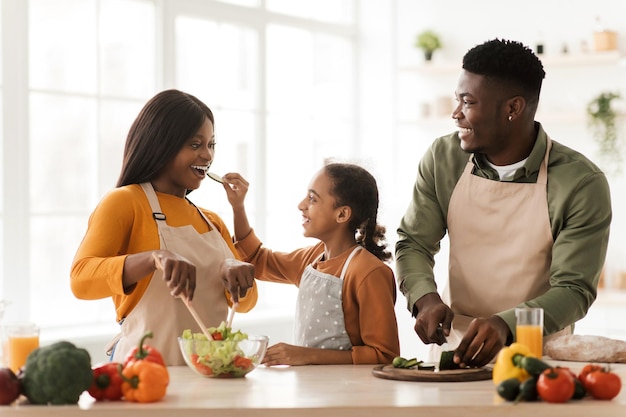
[543,334,626,363]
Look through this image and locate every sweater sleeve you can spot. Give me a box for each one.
[234,229,322,286]
[395,141,446,313]
[346,263,400,364]
[70,189,144,300]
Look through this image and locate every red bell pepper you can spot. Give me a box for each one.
[87,362,124,401]
[123,331,166,368]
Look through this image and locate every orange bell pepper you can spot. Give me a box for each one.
[119,361,169,403]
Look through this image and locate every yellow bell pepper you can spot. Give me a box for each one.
[491,342,535,385]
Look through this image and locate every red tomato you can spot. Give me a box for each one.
[559,367,576,379]
[191,353,213,376]
[211,332,224,341]
[537,367,576,403]
[585,369,622,400]
[578,364,603,389]
[233,355,253,371]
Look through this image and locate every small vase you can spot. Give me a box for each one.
[424,50,433,61]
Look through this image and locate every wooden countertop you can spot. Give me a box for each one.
[3,361,626,416]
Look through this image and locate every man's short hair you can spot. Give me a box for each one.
[462,39,545,102]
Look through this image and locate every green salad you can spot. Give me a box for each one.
[181,322,255,377]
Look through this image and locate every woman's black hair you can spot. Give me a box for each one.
[462,39,545,104]
[116,89,214,188]
[324,163,392,262]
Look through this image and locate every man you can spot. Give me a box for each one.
[395,39,611,367]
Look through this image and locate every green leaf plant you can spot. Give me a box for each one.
[587,91,624,175]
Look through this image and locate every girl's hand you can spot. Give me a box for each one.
[261,343,310,366]
[220,258,255,303]
[152,250,197,301]
[221,173,249,209]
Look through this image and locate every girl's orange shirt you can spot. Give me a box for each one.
[235,230,400,364]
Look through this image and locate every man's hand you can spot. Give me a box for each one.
[454,315,510,367]
[413,292,454,345]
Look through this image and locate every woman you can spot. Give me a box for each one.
[71,89,258,365]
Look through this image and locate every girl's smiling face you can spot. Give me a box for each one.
[152,117,215,197]
[297,169,343,241]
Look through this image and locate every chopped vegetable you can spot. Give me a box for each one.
[391,356,422,369]
[181,322,256,377]
[392,356,407,368]
[438,351,460,371]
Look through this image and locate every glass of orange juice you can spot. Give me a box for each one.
[2,322,40,373]
[515,307,543,358]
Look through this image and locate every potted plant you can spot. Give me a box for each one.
[415,30,442,61]
[587,91,624,173]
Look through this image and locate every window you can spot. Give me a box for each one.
[0,0,363,349]
[1,0,157,333]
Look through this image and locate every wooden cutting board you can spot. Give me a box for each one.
[372,364,493,382]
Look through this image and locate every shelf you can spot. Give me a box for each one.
[543,50,624,67]
[399,109,590,126]
[400,51,625,75]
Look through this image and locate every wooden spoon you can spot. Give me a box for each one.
[226,301,239,329]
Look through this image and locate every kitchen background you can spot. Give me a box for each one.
[1,0,624,363]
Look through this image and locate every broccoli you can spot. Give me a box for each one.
[21,341,93,405]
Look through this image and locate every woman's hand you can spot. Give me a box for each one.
[220,258,255,303]
[152,250,197,301]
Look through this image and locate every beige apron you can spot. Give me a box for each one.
[294,246,361,350]
[429,137,568,360]
[108,182,233,365]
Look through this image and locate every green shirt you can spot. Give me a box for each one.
[396,123,612,337]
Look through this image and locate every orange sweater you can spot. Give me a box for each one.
[71,184,257,322]
[235,230,400,364]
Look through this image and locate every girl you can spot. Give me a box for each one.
[71,89,258,365]
[223,163,399,365]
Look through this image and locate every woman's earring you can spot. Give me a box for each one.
[508,115,512,121]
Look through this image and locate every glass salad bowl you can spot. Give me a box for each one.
[178,324,268,378]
